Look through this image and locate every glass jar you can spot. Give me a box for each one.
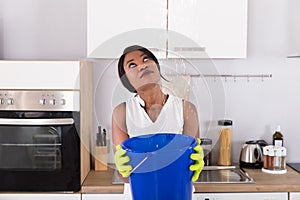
[267,147,275,170]
[262,145,287,174]
[200,138,212,166]
[217,119,233,166]
[274,147,281,170]
[263,146,270,169]
[280,147,287,170]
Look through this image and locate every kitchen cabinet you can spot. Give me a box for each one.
[87,0,167,58]
[168,0,248,58]
[82,193,124,200]
[87,0,247,59]
[0,61,80,89]
[0,61,93,185]
[287,0,300,58]
[290,192,300,200]
[0,194,80,200]
[193,192,288,200]
[82,193,201,200]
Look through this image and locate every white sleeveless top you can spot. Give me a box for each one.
[123,94,184,200]
[126,94,184,137]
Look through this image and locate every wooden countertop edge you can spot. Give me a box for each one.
[194,166,300,192]
[81,185,123,194]
[194,184,300,193]
[81,166,124,194]
[82,166,300,193]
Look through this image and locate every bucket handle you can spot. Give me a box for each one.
[129,152,151,175]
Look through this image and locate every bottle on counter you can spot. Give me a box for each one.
[273,125,283,147]
[217,119,233,166]
[200,138,212,166]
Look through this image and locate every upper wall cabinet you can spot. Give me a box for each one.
[287,0,300,58]
[168,0,248,58]
[87,0,248,59]
[87,0,167,59]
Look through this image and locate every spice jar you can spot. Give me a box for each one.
[267,147,275,170]
[217,119,233,166]
[263,146,270,169]
[280,147,287,170]
[262,145,287,174]
[274,147,281,170]
[200,138,212,166]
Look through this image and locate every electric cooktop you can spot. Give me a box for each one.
[287,163,300,173]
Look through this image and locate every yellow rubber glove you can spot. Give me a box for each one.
[189,138,205,182]
[114,144,132,178]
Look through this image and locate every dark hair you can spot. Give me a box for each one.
[118,45,162,93]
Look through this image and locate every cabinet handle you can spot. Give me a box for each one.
[173,46,206,52]
[148,47,165,52]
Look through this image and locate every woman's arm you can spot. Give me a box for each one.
[112,102,129,149]
[112,102,130,182]
[183,100,200,138]
[183,100,204,182]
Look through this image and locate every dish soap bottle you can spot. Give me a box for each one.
[273,125,283,147]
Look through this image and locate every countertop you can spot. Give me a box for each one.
[81,167,123,194]
[81,165,300,194]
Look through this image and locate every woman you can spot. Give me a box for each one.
[112,45,204,199]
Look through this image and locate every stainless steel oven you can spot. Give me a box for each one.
[0,90,81,192]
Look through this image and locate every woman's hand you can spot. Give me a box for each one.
[114,145,132,178]
[189,138,205,182]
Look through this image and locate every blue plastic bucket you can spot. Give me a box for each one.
[122,133,197,200]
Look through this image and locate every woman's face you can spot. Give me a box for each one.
[123,50,161,91]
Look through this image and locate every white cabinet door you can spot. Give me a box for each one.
[287,0,300,57]
[83,193,201,200]
[194,192,288,200]
[88,0,247,59]
[0,61,80,90]
[82,193,124,200]
[87,0,167,58]
[290,192,300,200]
[0,194,81,200]
[168,0,248,58]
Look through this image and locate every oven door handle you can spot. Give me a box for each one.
[0,118,74,125]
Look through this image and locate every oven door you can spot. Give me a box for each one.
[0,117,80,192]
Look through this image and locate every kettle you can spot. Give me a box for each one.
[239,140,264,168]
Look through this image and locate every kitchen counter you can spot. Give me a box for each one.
[81,165,300,194]
[81,167,124,194]
[195,166,300,192]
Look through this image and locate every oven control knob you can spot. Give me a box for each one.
[7,98,14,105]
[39,99,46,105]
[60,99,66,105]
[0,98,4,105]
[49,99,56,105]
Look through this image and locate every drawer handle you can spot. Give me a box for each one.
[0,118,74,125]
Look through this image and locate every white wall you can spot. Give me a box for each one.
[1,0,299,163]
[0,0,86,60]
